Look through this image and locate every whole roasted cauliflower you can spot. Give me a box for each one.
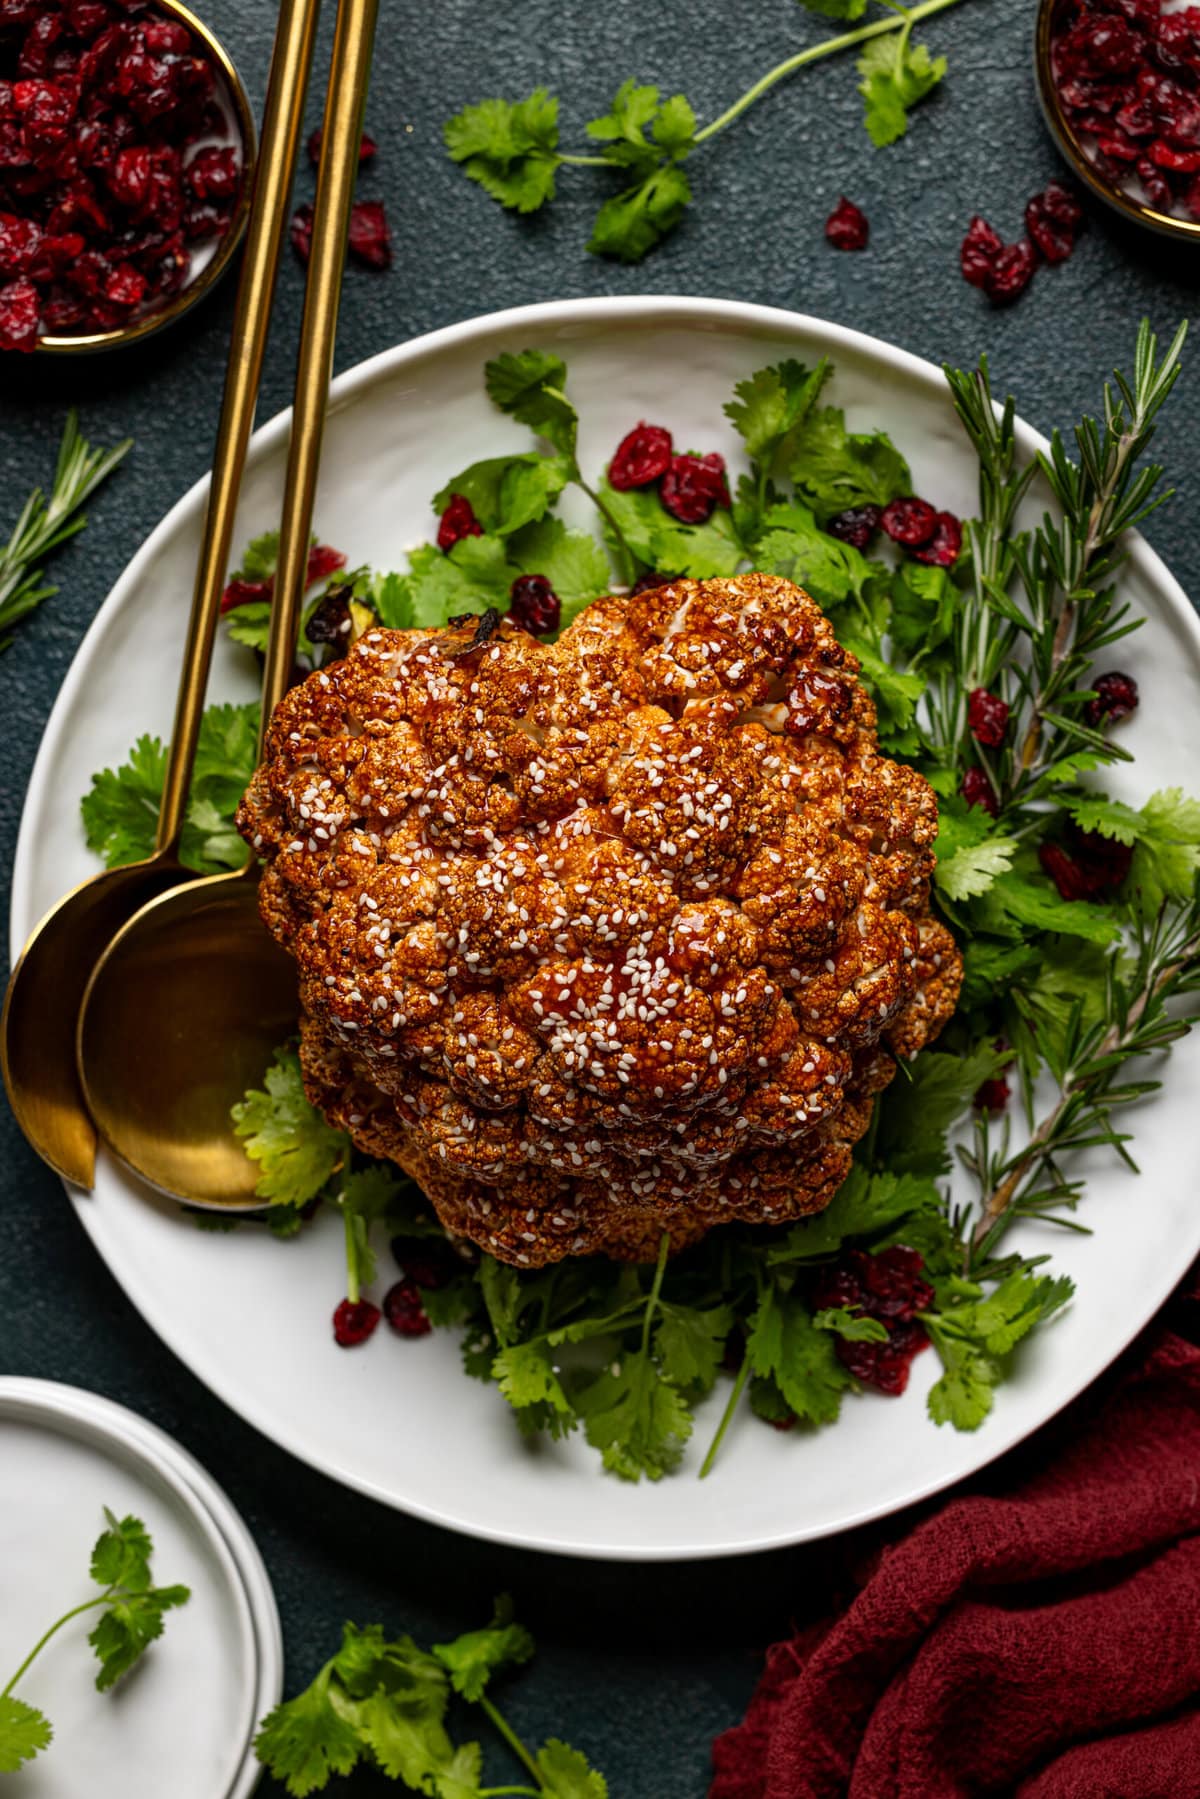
[238,573,961,1266]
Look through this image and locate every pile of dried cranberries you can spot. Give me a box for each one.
[1050,0,1200,219]
[0,0,244,352]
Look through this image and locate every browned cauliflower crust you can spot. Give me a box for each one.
[238,574,962,1266]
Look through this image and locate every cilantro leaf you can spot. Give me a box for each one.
[813,1306,889,1342]
[873,1044,1008,1178]
[926,1271,1073,1428]
[485,349,578,463]
[1127,788,1200,913]
[654,1302,734,1393]
[969,852,1124,945]
[537,1738,610,1798]
[889,562,957,661]
[779,1165,945,1259]
[745,1285,852,1426]
[492,1342,577,1438]
[576,1361,692,1481]
[81,733,165,868]
[444,90,562,213]
[725,359,829,480]
[588,162,692,263]
[90,1508,153,1591]
[232,1046,347,1207]
[599,481,745,579]
[254,1661,365,1796]
[790,405,910,518]
[841,636,926,748]
[433,453,571,538]
[934,801,1019,902]
[89,1585,190,1691]
[585,81,696,262]
[959,938,1040,1011]
[858,30,947,147]
[752,501,875,608]
[363,568,413,629]
[508,515,613,624]
[0,1697,52,1773]
[432,1596,535,1701]
[229,528,280,584]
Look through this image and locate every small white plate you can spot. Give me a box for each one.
[11,298,1200,1560]
[0,1380,279,1797]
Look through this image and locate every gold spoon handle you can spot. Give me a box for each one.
[156,0,323,857]
[259,0,381,739]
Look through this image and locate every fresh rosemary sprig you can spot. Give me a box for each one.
[0,412,132,652]
[966,893,1200,1270]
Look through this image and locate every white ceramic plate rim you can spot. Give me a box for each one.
[0,1376,262,1792]
[19,1380,284,1799]
[11,298,1200,1560]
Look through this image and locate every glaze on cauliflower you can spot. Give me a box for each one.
[238,574,961,1266]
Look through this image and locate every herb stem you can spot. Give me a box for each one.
[699,1354,751,1480]
[479,1696,544,1787]
[692,0,966,145]
[2,1594,112,1698]
[557,153,610,168]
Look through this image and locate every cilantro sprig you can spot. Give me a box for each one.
[0,411,131,652]
[0,1510,189,1774]
[254,1599,607,1797]
[445,0,965,261]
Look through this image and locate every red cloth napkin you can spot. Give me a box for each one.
[711,1272,1200,1798]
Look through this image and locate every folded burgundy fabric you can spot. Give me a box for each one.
[711,1273,1200,1798]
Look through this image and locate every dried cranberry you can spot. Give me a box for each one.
[911,510,962,567]
[347,197,390,268]
[107,142,150,208]
[1059,17,1144,77]
[813,1247,934,1397]
[1154,9,1200,79]
[1084,669,1139,726]
[307,125,377,165]
[383,1279,432,1338]
[185,143,239,202]
[960,214,1003,287]
[825,503,881,550]
[609,421,673,490]
[0,273,39,349]
[220,576,272,614]
[142,18,191,54]
[437,493,483,552]
[332,1297,381,1346]
[1137,155,1174,208]
[182,201,227,241]
[881,496,937,547]
[985,239,1038,306]
[306,584,352,648]
[630,570,678,596]
[508,572,560,636]
[660,452,730,524]
[968,687,1010,748]
[1039,826,1133,901]
[1025,180,1084,262]
[974,1072,1010,1113]
[104,258,144,306]
[289,200,312,261]
[307,542,346,585]
[1148,138,1200,169]
[1095,126,1142,162]
[961,766,998,816]
[825,195,869,250]
[0,210,41,274]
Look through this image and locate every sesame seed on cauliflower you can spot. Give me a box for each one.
[237,573,962,1266]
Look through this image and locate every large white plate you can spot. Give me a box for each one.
[12,299,1200,1561]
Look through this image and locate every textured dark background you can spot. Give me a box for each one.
[2,1,1198,1793]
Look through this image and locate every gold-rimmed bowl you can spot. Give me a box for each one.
[35,0,257,355]
[1034,0,1200,243]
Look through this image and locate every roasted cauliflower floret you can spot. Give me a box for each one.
[239,573,962,1266]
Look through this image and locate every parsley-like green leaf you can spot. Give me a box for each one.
[745,1285,852,1426]
[752,501,875,608]
[89,1585,190,1691]
[858,30,947,147]
[81,733,165,868]
[599,481,745,579]
[813,1306,889,1342]
[588,162,692,263]
[492,1341,576,1438]
[537,1738,610,1798]
[432,1596,535,1702]
[232,1046,347,1207]
[444,90,562,213]
[926,1271,1074,1428]
[90,1508,153,1591]
[254,1660,365,1796]
[971,857,1124,945]
[508,515,613,624]
[778,1166,944,1260]
[654,1302,734,1393]
[790,405,910,517]
[583,81,696,262]
[873,1044,1009,1177]
[433,453,571,538]
[1127,788,1200,913]
[575,1362,692,1481]
[0,1697,52,1773]
[485,349,579,462]
[725,358,829,471]
[935,803,1018,902]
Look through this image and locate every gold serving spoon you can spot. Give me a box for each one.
[0,0,322,1189]
[76,0,380,1210]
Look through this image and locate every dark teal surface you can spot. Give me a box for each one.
[2,3,1198,1793]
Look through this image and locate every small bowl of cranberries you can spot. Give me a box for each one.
[1036,0,1200,240]
[0,0,256,355]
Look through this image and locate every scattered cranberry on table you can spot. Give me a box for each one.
[824,195,869,251]
[1051,0,1200,221]
[0,1,245,350]
[290,196,392,268]
[959,183,1083,308]
[508,572,561,636]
